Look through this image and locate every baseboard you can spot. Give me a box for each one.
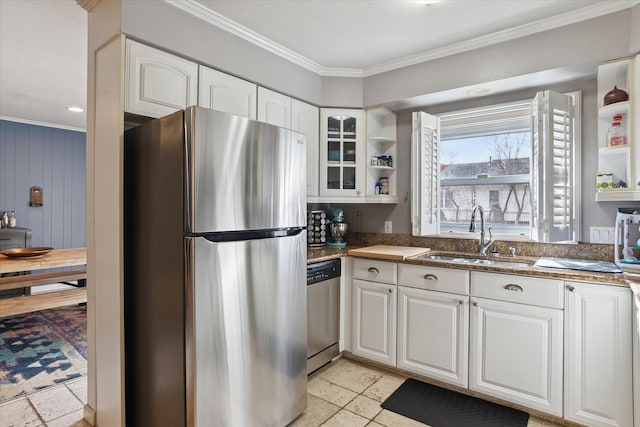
[83,404,96,426]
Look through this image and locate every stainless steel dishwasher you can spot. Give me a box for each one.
[307,258,341,374]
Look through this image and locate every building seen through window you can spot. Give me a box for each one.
[440,131,531,235]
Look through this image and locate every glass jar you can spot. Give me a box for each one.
[607,122,626,146]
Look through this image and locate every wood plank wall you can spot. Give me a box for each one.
[0,120,86,248]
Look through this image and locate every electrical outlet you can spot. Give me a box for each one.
[590,226,616,244]
[384,221,392,234]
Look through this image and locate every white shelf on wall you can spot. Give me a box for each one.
[596,56,638,201]
[366,107,398,202]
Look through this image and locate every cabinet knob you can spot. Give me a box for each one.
[368,267,380,275]
[356,190,361,195]
[472,302,479,307]
[458,300,464,305]
[388,288,393,293]
[567,285,575,292]
[504,284,524,292]
[423,274,438,281]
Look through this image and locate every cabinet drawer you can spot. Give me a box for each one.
[471,271,563,309]
[353,259,397,284]
[399,264,469,295]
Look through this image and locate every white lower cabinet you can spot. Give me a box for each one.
[564,281,633,427]
[353,278,396,366]
[397,286,469,387]
[469,272,564,416]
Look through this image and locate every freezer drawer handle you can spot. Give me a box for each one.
[423,274,438,281]
[367,267,380,275]
[504,284,524,292]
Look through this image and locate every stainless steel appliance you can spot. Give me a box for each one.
[306,259,340,374]
[326,207,348,248]
[124,107,307,427]
[614,207,640,272]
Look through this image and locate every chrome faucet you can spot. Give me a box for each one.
[469,205,494,255]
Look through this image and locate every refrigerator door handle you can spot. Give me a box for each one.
[193,227,305,243]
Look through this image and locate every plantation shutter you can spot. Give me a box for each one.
[411,112,440,235]
[531,90,575,242]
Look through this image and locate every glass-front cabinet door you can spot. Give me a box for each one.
[319,109,365,198]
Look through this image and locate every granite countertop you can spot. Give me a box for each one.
[306,246,353,263]
[307,245,635,287]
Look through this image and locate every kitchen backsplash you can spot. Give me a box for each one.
[356,232,614,262]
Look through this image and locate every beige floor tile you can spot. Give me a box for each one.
[366,422,386,427]
[373,409,428,427]
[362,373,405,403]
[308,377,358,407]
[318,359,383,393]
[64,377,87,405]
[0,398,43,427]
[321,409,369,427]
[344,395,382,420]
[44,409,85,427]
[288,394,341,427]
[27,385,83,422]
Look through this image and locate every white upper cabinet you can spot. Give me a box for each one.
[198,66,257,120]
[125,39,198,118]
[258,87,291,128]
[319,109,365,200]
[291,99,319,198]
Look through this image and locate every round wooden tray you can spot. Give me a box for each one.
[0,247,54,258]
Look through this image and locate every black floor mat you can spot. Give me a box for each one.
[381,378,529,427]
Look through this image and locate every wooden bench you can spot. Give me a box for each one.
[0,269,87,317]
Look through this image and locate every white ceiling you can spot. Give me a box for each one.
[0,0,635,131]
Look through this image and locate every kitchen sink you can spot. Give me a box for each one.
[419,253,532,268]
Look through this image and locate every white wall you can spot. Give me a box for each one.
[349,78,640,240]
[363,9,633,108]
[629,4,640,55]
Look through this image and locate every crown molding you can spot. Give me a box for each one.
[362,0,635,77]
[76,0,101,12]
[0,116,86,133]
[168,0,635,78]
[166,0,330,75]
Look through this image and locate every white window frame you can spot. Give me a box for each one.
[411,91,581,243]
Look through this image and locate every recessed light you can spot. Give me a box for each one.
[67,106,84,113]
[465,87,494,97]
[414,0,442,5]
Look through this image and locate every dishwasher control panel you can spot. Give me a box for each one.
[307,259,341,285]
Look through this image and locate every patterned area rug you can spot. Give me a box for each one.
[0,305,87,402]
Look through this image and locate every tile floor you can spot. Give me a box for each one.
[290,357,564,427]
[0,359,564,427]
[0,376,89,427]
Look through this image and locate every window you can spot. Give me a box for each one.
[411,90,581,242]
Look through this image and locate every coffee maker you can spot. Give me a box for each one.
[326,208,348,248]
[614,208,640,273]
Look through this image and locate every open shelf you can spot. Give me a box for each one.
[366,107,398,200]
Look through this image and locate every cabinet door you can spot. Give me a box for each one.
[564,282,633,427]
[257,87,291,128]
[125,40,198,118]
[470,297,563,416]
[353,279,396,366]
[320,109,365,198]
[198,66,257,120]
[291,99,319,198]
[398,287,468,387]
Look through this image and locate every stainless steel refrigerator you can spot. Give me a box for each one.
[124,106,307,427]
